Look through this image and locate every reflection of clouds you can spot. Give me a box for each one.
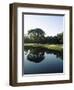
[24,50,30,55]
[24,51,27,55]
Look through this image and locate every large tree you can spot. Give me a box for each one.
[28,28,45,43]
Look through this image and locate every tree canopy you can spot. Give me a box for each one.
[28,28,45,43]
[24,28,63,44]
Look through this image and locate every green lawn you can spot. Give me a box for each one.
[24,43,63,51]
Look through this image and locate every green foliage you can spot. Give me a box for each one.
[57,33,63,44]
[24,28,63,44]
[25,28,45,43]
[45,33,63,44]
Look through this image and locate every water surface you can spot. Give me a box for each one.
[23,46,63,75]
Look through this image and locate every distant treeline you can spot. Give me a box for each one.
[24,28,63,44]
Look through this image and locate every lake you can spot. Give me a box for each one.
[23,46,63,75]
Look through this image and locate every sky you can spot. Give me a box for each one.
[24,14,64,36]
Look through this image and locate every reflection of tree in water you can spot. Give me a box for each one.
[24,48,28,55]
[27,48,45,63]
[46,49,63,60]
[24,46,63,63]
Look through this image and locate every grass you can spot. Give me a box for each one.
[24,43,63,51]
[44,44,63,51]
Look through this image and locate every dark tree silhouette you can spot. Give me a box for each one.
[24,28,63,44]
[28,28,45,43]
[27,48,45,63]
[45,33,63,44]
[57,33,63,44]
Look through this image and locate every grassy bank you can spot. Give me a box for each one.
[24,43,63,51]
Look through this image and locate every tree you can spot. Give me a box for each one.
[57,33,63,44]
[45,36,53,44]
[45,32,63,44]
[28,28,45,43]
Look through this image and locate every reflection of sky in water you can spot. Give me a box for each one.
[23,49,63,75]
